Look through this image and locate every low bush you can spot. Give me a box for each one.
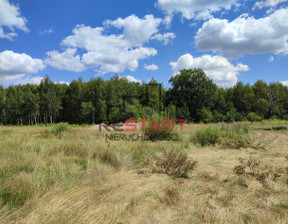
[192,127,222,146]
[272,125,288,131]
[151,151,197,178]
[51,122,71,136]
[247,112,262,123]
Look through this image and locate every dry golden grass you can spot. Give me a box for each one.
[0,121,287,223]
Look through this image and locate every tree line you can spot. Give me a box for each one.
[0,69,287,125]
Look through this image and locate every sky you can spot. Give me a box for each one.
[0,0,288,88]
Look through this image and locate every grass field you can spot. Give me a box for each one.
[0,121,288,224]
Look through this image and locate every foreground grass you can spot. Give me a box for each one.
[0,122,287,223]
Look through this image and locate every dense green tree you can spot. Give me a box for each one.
[64,78,84,124]
[231,82,256,114]
[81,101,95,123]
[85,78,107,124]
[21,84,39,124]
[0,86,5,124]
[1,71,288,125]
[39,76,62,124]
[168,69,217,122]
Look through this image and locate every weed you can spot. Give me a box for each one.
[234,157,285,184]
[151,150,197,178]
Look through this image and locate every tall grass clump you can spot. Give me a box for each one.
[151,150,198,178]
[0,180,34,209]
[192,126,222,146]
[51,122,71,136]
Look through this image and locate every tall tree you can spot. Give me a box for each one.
[168,69,217,122]
[0,86,5,124]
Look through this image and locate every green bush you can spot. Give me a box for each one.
[272,126,288,131]
[192,127,222,146]
[51,122,71,136]
[247,112,262,123]
[198,107,213,124]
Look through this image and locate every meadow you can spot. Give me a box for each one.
[0,121,287,224]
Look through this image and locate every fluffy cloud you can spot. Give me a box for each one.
[254,0,287,9]
[170,54,249,87]
[46,48,85,72]
[0,50,46,85]
[0,0,28,40]
[144,64,159,71]
[195,8,288,58]
[281,80,288,86]
[120,75,141,83]
[151,33,175,44]
[156,0,237,19]
[39,28,54,35]
[269,56,274,62]
[46,15,171,74]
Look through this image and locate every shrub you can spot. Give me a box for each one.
[198,107,213,124]
[247,112,262,123]
[192,127,222,146]
[212,110,225,123]
[272,126,288,131]
[152,151,197,178]
[51,122,71,136]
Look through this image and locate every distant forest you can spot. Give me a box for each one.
[0,69,288,125]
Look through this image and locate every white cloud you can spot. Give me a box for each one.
[0,74,44,85]
[39,28,54,35]
[46,48,85,72]
[46,15,171,75]
[0,0,28,40]
[0,50,46,85]
[156,0,237,20]
[151,32,175,44]
[144,64,159,71]
[195,8,288,58]
[120,75,141,83]
[269,56,274,62]
[55,81,70,85]
[0,51,46,75]
[170,54,249,87]
[104,15,162,47]
[281,80,288,86]
[254,0,287,9]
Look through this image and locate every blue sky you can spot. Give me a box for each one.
[0,0,288,88]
